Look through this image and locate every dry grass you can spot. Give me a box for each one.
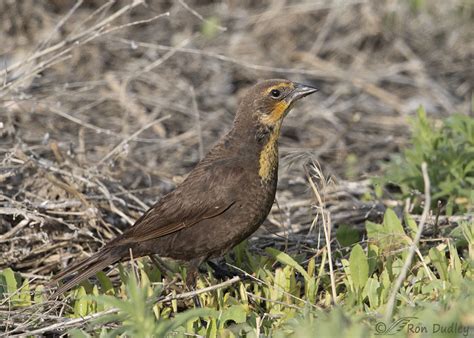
[0,0,472,306]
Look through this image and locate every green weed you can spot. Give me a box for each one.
[1,211,472,337]
[384,107,473,215]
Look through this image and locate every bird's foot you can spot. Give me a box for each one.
[207,261,247,280]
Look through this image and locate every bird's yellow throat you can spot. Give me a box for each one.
[258,120,282,181]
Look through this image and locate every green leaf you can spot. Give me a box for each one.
[1,268,18,296]
[349,244,369,292]
[367,244,379,276]
[363,277,380,308]
[336,224,360,247]
[404,214,418,238]
[379,269,391,304]
[218,305,247,329]
[34,285,45,304]
[341,259,353,291]
[265,247,310,280]
[448,242,463,285]
[383,209,405,235]
[207,318,218,338]
[274,268,287,301]
[307,256,316,278]
[96,271,114,295]
[18,279,31,306]
[73,286,89,318]
[390,258,404,277]
[429,247,449,281]
[366,221,384,241]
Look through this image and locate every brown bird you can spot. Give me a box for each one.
[49,79,318,296]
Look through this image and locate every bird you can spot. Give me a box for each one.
[49,79,318,296]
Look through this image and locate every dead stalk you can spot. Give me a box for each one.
[307,169,338,304]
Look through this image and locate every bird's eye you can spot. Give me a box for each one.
[270,89,281,98]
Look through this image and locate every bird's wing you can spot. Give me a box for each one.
[113,156,246,245]
[117,197,235,244]
[49,157,248,296]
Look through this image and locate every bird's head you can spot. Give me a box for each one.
[235,79,318,134]
[232,79,318,181]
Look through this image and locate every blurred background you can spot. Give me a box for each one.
[0,0,472,273]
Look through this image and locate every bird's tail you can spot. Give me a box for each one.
[48,246,126,298]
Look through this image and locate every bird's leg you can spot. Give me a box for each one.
[185,257,206,309]
[193,293,203,309]
[185,256,208,287]
[186,258,210,327]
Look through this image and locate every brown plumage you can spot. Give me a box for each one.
[49,79,318,296]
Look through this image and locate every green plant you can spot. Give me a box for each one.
[2,211,473,337]
[384,107,474,215]
[70,272,216,338]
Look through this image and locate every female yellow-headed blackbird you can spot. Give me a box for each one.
[50,79,317,296]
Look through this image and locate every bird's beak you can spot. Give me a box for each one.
[286,83,319,104]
